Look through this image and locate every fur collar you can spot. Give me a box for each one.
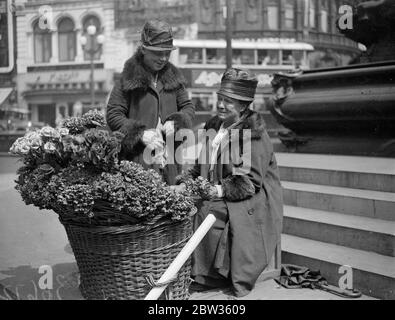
[121,49,188,92]
[205,110,266,140]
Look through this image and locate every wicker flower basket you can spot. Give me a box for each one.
[59,212,194,300]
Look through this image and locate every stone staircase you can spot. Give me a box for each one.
[276,153,395,300]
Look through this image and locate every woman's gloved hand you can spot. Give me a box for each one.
[162,121,175,137]
[142,129,164,150]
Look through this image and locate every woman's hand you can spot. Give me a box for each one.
[142,130,164,150]
[207,186,219,199]
[162,121,175,137]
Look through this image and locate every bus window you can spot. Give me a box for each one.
[282,50,295,66]
[206,48,226,64]
[258,50,279,66]
[282,50,303,67]
[233,49,255,65]
[191,93,215,113]
[179,48,203,64]
[293,50,304,67]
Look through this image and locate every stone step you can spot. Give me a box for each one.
[276,153,395,193]
[282,181,395,221]
[281,234,395,300]
[283,206,395,257]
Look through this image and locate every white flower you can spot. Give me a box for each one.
[58,128,69,136]
[25,131,41,141]
[44,142,57,153]
[10,137,30,155]
[40,126,60,139]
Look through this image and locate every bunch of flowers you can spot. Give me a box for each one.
[183,176,213,200]
[61,109,106,134]
[10,110,195,226]
[10,126,69,170]
[94,161,194,223]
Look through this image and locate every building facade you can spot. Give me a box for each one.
[196,0,360,68]
[14,0,131,127]
[0,0,17,117]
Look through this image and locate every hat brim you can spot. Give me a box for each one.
[142,44,178,51]
[217,90,254,102]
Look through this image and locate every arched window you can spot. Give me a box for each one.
[33,20,52,63]
[82,15,102,61]
[58,18,76,62]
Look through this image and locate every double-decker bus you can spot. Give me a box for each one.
[170,39,314,126]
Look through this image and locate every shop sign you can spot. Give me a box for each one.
[25,69,107,85]
[32,71,81,83]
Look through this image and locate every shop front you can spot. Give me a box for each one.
[18,67,113,127]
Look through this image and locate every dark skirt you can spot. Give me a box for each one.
[191,199,232,289]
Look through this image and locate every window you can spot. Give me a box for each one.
[206,48,226,64]
[82,15,102,61]
[320,0,329,32]
[282,50,304,66]
[191,93,215,113]
[284,0,295,29]
[33,20,52,63]
[58,18,76,62]
[267,1,279,30]
[179,48,203,64]
[258,50,279,66]
[309,0,317,29]
[232,49,255,65]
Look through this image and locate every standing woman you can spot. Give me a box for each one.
[174,68,283,297]
[106,20,195,185]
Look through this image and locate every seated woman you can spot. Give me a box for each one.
[173,68,284,297]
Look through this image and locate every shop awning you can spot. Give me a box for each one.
[0,87,13,108]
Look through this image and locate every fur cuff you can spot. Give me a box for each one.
[222,175,256,201]
[165,112,192,131]
[119,119,146,156]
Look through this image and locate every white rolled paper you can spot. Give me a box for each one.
[144,213,217,300]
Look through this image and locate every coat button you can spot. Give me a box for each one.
[248,209,254,215]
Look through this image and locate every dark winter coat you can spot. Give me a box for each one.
[106,50,195,184]
[177,110,283,297]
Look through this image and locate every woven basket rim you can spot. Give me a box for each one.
[59,212,194,235]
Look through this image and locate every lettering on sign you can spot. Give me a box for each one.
[34,71,80,84]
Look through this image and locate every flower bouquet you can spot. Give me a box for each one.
[10,110,195,300]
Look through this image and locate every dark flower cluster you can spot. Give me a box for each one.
[61,110,107,134]
[183,176,213,200]
[94,161,194,222]
[62,128,124,172]
[47,165,100,217]
[15,165,57,211]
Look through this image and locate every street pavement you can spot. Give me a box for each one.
[0,155,82,300]
[0,155,375,300]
